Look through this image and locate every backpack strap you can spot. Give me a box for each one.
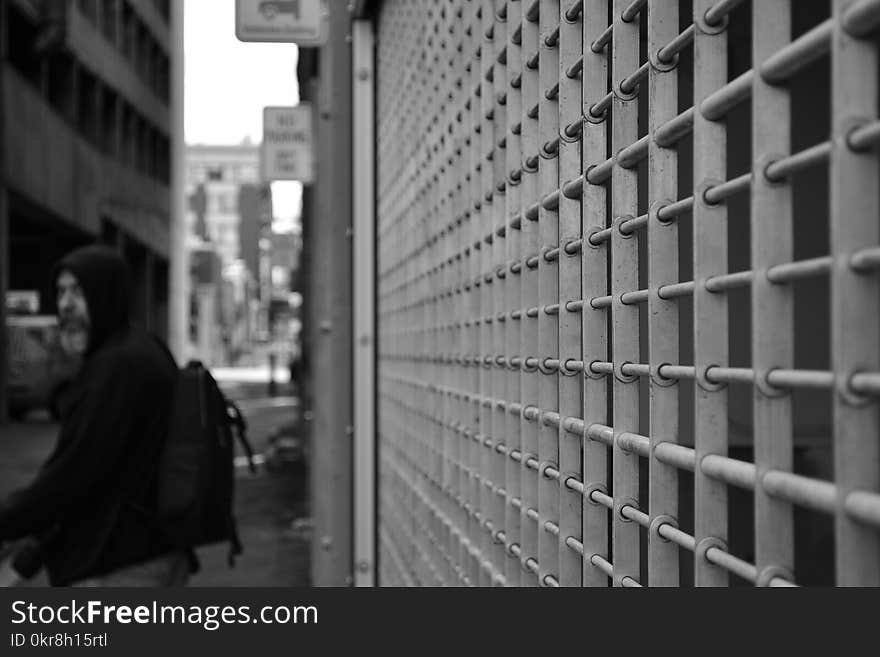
[228,524,244,567]
[226,400,258,475]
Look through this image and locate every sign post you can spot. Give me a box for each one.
[235,0,328,45]
[261,105,315,184]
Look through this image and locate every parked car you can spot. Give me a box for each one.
[259,0,300,20]
[5,315,80,420]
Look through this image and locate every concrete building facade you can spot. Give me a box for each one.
[184,143,271,365]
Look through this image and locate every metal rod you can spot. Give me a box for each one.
[590,554,614,578]
[588,91,614,119]
[620,289,649,305]
[616,431,650,457]
[619,213,648,235]
[542,189,560,211]
[588,227,613,245]
[619,61,650,95]
[564,0,584,22]
[704,547,758,583]
[703,0,746,26]
[848,120,880,152]
[762,470,837,515]
[765,256,832,284]
[766,369,834,389]
[586,156,615,184]
[657,24,696,63]
[701,454,757,490]
[565,536,585,555]
[850,371,880,395]
[705,366,754,385]
[656,196,694,222]
[842,0,880,37]
[658,281,695,299]
[562,174,584,198]
[703,172,751,205]
[620,504,650,527]
[704,270,753,293]
[590,490,614,510]
[621,0,647,22]
[764,142,832,182]
[700,70,753,121]
[654,442,696,472]
[657,364,696,380]
[587,422,615,446]
[845,490,880,528]
[617,135,650,169]
[591,24,613,53]
[760,19,833,85]
[657,524,696,551]
[525,0,540,22]
[563,238,583,255]
[654,107,694,148]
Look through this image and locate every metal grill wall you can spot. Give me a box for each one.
[375,0,880,587]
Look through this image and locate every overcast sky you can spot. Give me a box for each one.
[184,0,302,231]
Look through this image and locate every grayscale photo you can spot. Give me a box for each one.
[1,0,879,591]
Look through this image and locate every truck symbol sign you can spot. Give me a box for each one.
[259,0,300,20]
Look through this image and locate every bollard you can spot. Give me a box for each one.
[268,352,277,397]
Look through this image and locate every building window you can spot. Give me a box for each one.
[47,50,76,122]
[100,86,118,156]
[121,2,134,61]
[77,0,98,26]
[7,7,42,90]
[101,0,118,44]
[76,70,99,146]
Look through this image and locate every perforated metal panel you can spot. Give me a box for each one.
[376,0,880,587]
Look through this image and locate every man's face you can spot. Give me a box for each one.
[57,270,90,356]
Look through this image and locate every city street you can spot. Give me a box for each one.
[0,377,309,587]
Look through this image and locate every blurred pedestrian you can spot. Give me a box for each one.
[0,245,189,587]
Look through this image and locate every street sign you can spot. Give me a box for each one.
[235,0,328,45]
[261,105,315,184]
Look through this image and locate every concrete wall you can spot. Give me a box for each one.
[3,66,169,257]
[68,8,169,131]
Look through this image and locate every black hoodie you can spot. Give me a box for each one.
[0,245,179,585]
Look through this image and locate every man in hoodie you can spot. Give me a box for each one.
[0,245,188,586]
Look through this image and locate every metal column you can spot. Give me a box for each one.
[353,19,376,587]
[168,0,186,362]
[311,0,355,587]
[0,0,8,423]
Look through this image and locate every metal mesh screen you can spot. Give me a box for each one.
[376,0,880,586]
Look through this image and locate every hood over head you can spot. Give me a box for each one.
[52,245,131,357]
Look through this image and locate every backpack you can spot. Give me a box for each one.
[154,359,256,565]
